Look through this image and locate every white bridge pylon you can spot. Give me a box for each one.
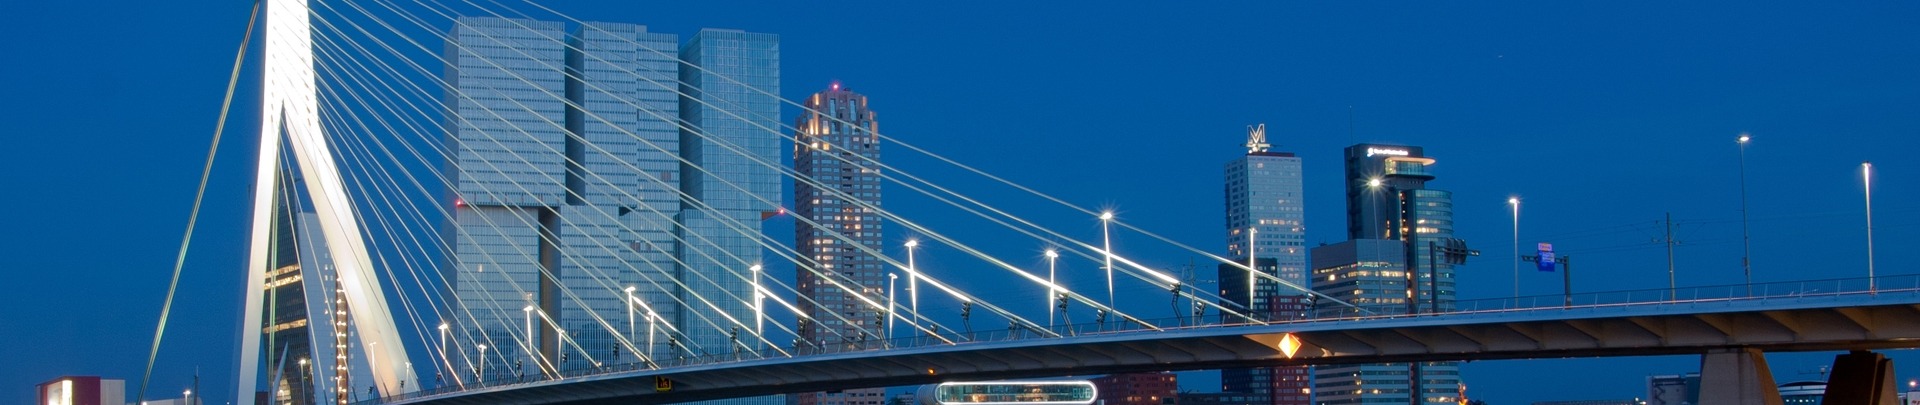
[235,1,415,404]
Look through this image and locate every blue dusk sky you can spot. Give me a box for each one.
[3,1,1918,405]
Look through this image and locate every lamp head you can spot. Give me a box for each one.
[1366,178,1383,188]
[1737,133,1750,143]
[1044,249,1058,259]
[1099,211,1114,220]
[905,240,918,248]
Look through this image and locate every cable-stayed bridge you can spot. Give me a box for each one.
[154,1,1920,405]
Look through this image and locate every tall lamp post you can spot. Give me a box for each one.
[1736,134,1753,296]
[905,240,920,338]
[1246,226,1258,314]
[751,265,764,339]
[436,323,449,384]
[623,287,636,350]
[887,273,898,346]
[1509,197,1520,299]
[1100,211,1116,319]
[1863,161,1876,293]
[522,305,535,373]
[475,344,488,383]
[1044,249,1059,331]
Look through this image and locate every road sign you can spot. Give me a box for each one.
[654,376,672,393]
[1536,243,1556,272]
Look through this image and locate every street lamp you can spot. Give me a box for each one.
[624,286,636,349]
[750,265,764,338]
[1737,134,1753,296]
[475,344,488,382]
[1365,178,1385,239]
[904,240,920,338]
[1246,226,1258,316]
[522,305,535,372]
[1508,197,1522,299]
[1044,249,1059,330]
[437,323,449,383]
[1100,211,1116,319]
[1864,161,1876,292]
[887,273,898,346]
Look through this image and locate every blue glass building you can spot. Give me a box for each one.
[444,18,779,385]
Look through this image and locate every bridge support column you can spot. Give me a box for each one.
[1697,348,1781,405]
[1824,350,1899,405]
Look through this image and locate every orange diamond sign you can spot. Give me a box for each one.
[1278,333,1302,359]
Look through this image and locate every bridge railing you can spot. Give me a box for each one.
[380,273,1919,404]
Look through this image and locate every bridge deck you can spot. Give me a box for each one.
[389,287,1920,405]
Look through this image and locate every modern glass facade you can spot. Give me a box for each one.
[444,18,780,389]
[676,28,782,357]
[1308,143,1462,405]
[445,17,571,377]
[1219,127,1310,404]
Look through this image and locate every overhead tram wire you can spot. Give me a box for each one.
[508,0,1364,314]
[140,2,258,403]
[310,13,842,361]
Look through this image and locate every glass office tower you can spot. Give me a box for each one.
[445,18,780,386]
[1309,144,1462,404]
[1218,125,1311,405]
[676,28,782,357]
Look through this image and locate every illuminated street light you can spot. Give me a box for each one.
[437,323,449,383]
[1100,211,1116,321]
[1045,249,1059,330]
[1864,161,1876,292]
[1246,226,1258,311]
[750,265,764,337]
[624,286,637,348]
[1509,197,1520,298]
[1737,134,1753,296]
[523,305,535,370]
[904,240,920,337]
[476,344,488,382]
[887,273,899,346]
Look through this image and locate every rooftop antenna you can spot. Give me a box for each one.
[1348,106,1356,143]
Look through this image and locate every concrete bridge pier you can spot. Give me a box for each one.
[1823,350,1900,405]
[1698,348,1782,405]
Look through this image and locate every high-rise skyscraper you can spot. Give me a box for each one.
[791,83,889,405]
[676,27,783,358]
[444,18,780,388]
[1217,124,1310,405]
[1309,143,1461,405]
